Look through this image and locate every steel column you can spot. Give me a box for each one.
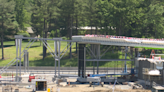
[24,50,26,73]
[93,45,95,74]
[78,44,86,77]
[19,39,22,77]
[54,41,57,77]
[130,47,134,69]
[84,47,86,78]
[70,42,72,59]
[124,46,128,73]
[97,45,100,74]
[27,51,29,72]
[24,50,29,73]
[58,41,61,76]
[15,38,18,82]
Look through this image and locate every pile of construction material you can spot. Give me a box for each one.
[128,82,143,89]
[57,78,69,87]
[2,85,19,92]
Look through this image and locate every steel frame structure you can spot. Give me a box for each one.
[1,35,136,82]
[1,35,76,82]
[72,36,164,48]
[78,43,134,78]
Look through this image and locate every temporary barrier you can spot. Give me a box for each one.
[47,88,50,92]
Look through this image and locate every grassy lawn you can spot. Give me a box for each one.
[0,40,133,68]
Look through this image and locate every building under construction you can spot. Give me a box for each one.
[1,34,164,91]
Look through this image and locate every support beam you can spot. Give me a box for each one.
[24,50,26,73]
[24,50,29,73]
[124,46,128,73]
[78,44,86,78]
[24,39,36,53]
[87,45,97,58]
[130,47,134,69]
[19,39,22,77]
[15,35,23,82]
[92,45,95,74]
[84,47,86,78]
[22,39,32,52]
[100,46,111,58]
[42,40,55,58]
[46,40,56,56]
[54,41,57,77]
[100,45,108,54]
[58,41,61,76]
[151,54,164,55]
[60,42,75,59]
[61,43,69,54]
[15,38,18,82]
[86,59,132,61]
[15,37,63,41]
[27,51,29,72]
[97,45,100,74]
[70,42,72,59]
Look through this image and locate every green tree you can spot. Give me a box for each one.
[58,0,76,58]
[142,0,164,38]
[31,0,59,60]
[108,0,144,36]
[0,0,18,59]
[74,0,85,53]
[84,0,97,34]
[15,0,30,30]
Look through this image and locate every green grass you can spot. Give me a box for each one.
[0,41,133,68]
[0,40,79,67]
[1,73,17,76]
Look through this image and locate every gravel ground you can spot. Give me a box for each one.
[0,74,151,92]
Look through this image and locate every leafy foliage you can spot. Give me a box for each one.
[2,0,164,59]
[17,30,30,37]
[0,0,18,59]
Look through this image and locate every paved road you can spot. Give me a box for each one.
[1,66,131,75]
[0,66,132,70]
[1,69,130,76]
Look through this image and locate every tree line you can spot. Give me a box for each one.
[0,0,164,60]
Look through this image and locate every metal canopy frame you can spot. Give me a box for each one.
[86,59,133,61]
[72,36,164,48]
[84,44,134,76]
[0,36,75,82]
[1,35,137,82]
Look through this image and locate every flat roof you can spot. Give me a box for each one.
[72,35,164,48]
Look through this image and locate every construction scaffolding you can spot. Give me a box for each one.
[1,34,164,83]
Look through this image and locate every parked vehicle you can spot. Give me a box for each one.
[28,73,35,82]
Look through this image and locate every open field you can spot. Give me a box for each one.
[0,40,132,67]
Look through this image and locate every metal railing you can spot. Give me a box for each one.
[2,70,130,75]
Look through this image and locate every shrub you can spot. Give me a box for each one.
[61,37,67,40]
[17,30,30,37]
